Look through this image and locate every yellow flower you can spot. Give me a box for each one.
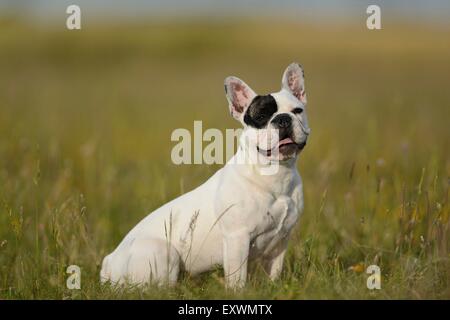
[349,263,365,273]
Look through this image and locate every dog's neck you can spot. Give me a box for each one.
[226,144,300,196]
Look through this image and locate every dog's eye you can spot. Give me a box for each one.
[292,108,303,114]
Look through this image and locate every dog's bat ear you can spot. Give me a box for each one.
[282,63,307,105]
[224,76,257,121]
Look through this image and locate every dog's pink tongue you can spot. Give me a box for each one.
[278,137,294,146]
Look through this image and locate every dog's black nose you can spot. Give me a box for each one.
[272,114,292,129]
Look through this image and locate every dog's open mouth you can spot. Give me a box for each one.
[257,138,306,157]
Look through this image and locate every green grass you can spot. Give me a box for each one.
[0,17,449,299]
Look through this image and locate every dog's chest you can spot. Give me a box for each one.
[249,195,298,257]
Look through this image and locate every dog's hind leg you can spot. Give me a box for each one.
[100,254,112,283]
[123,237,181,286]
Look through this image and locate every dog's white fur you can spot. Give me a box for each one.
[100,63,310,288]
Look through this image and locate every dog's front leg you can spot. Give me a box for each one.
[223,232,250,289]
[264,238,289,281]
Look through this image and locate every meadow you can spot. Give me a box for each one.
[0,17,449,299]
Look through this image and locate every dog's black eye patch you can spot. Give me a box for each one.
[292,107,303,114]
[244,95,278,128]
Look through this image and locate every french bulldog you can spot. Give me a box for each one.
[100,63,310,289]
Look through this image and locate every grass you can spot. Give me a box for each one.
[0,17,449,299]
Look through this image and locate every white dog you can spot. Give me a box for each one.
[100,63,310,289]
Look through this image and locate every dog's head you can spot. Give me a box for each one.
[224,63,310,162]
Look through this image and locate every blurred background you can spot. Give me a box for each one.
[0,1,449,299]
[2,0,450,22]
